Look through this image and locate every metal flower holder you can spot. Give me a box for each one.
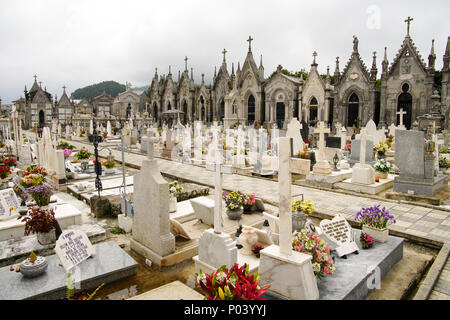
[292,194,308,232]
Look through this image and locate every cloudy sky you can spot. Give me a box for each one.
[0,0,449,103]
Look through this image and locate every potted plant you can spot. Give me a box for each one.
[168,181,182,213]
[242,193,256,213]
[25,183,54,207]
[222,191,245,220]
[75,147,92,171]
[355,204,396,243]
[103,160,116,174]
[292,228,336,280]
[19,251,48,278]
[3,157,17,167]
[372,159,392,179]
[196,263,270,300]
[0,165,11,189]
[20,206,56,245]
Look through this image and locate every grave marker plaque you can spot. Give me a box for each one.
[0,188,20,221]
[319,215,358,257]
[55,230,95,272]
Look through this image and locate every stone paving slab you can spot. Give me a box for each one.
[68,140,450,246]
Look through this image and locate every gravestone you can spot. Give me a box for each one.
[259,137,319,300]
[0,188,20,221]
[55,230,95,272]
[351,128,375,185]
[325,136,341,148]
[349,139,375,166]
[286,118,304,155]
[300,120,309,143]
[319,215,358,258]
[393,130,448,196]
[131,138,176,266]
[312,122,331,174]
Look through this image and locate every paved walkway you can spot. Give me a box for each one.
[69,140,450,246]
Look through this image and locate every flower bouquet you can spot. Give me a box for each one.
[373,159,392,179]
[355,204,396,243]
[74,147,91,160]
[25,183,54,207]
[0,165,11,180]
[196,264,270,300]
[63,148,73,158]
[242,193,256,213]
[360,232,374,249]
[168,181,183,212]
[222,191,245,219]
[3,157,17,167]
[373,141,389,157]
[292,229,336,279]
[57,140,75,151]
[20,167,48,189]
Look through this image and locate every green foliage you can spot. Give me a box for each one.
[376,79,382,88]
[71,81,126,99]
[267,68,308,81]
[110,226,125,235]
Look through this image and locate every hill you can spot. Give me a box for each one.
[71,81,126,99]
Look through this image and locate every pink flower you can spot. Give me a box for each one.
[64,148,72,157]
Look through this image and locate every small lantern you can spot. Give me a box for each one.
[292,195,307,232]
[332,152,340,171]
[375,176,380,182]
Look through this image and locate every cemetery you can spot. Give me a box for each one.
[0,108,448,302]
[0,3,449,304]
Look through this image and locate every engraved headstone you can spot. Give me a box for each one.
[55,230,95,272]
[319,215,358,257]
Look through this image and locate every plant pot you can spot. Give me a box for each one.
[226,207,243,220]
[375,171,388,179]
[20,255,48,278]
[105,167,115,174]
[362,225,388,243]
[376,153,385,160]
[169,196,177,213]
[80,160,89,172]
[37,228,56,245]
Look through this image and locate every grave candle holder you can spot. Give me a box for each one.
[375,176,380,182]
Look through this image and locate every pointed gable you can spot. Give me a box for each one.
[58,90,71,107]
[239,50,263,87]
[389,36,427,76]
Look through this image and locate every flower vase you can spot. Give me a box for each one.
[362,225,389,243]
[292,210,308,232]
[81,160,89,172]
[169,196,177,213]
[226,207,243,220]
[377,153,385,160]
[20,255,48,278]
[37,228,56,245]
[238,227,258,256]
[376,171,388,179]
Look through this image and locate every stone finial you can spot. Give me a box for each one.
[353,35,359,53]
[277,64,283,72]
[405,16,413,36]
[184,56,188,71]
[201,73,205,85]
[312,51,318,66]
[231,62,234,75]
[428,39,436,69]
[168,65,171,75]
[222,48,227,63]
[191,67,193,80]
[247,35,254,52]
[259,54,263,68]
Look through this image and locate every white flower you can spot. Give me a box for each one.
[312,263,321,273]
[216,271,226,282]
[197,272,207,285]
[305,239,314,250]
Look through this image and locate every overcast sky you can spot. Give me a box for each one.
[0,0,449,104]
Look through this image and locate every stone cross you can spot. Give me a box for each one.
[146,136,155,160]
[247,35,254,51]
[314,121,330,161]
[33,74,37,81]
[397,108,407,126]
[222,48,227,62]
[184,56,188,71]
[278,137,292,256]
[359,128,368,165]
[62,85,66,92]
[312,51,317,64]
[205,138,230,234]
[405,16,413,35]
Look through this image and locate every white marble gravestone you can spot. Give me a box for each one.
[55,230,95,272]
[131,139,175,266]
[286,118,304,155]
[312,122,331,175]
[351,128,375,185]
[259,137,319,300]
[319,215,358,257]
